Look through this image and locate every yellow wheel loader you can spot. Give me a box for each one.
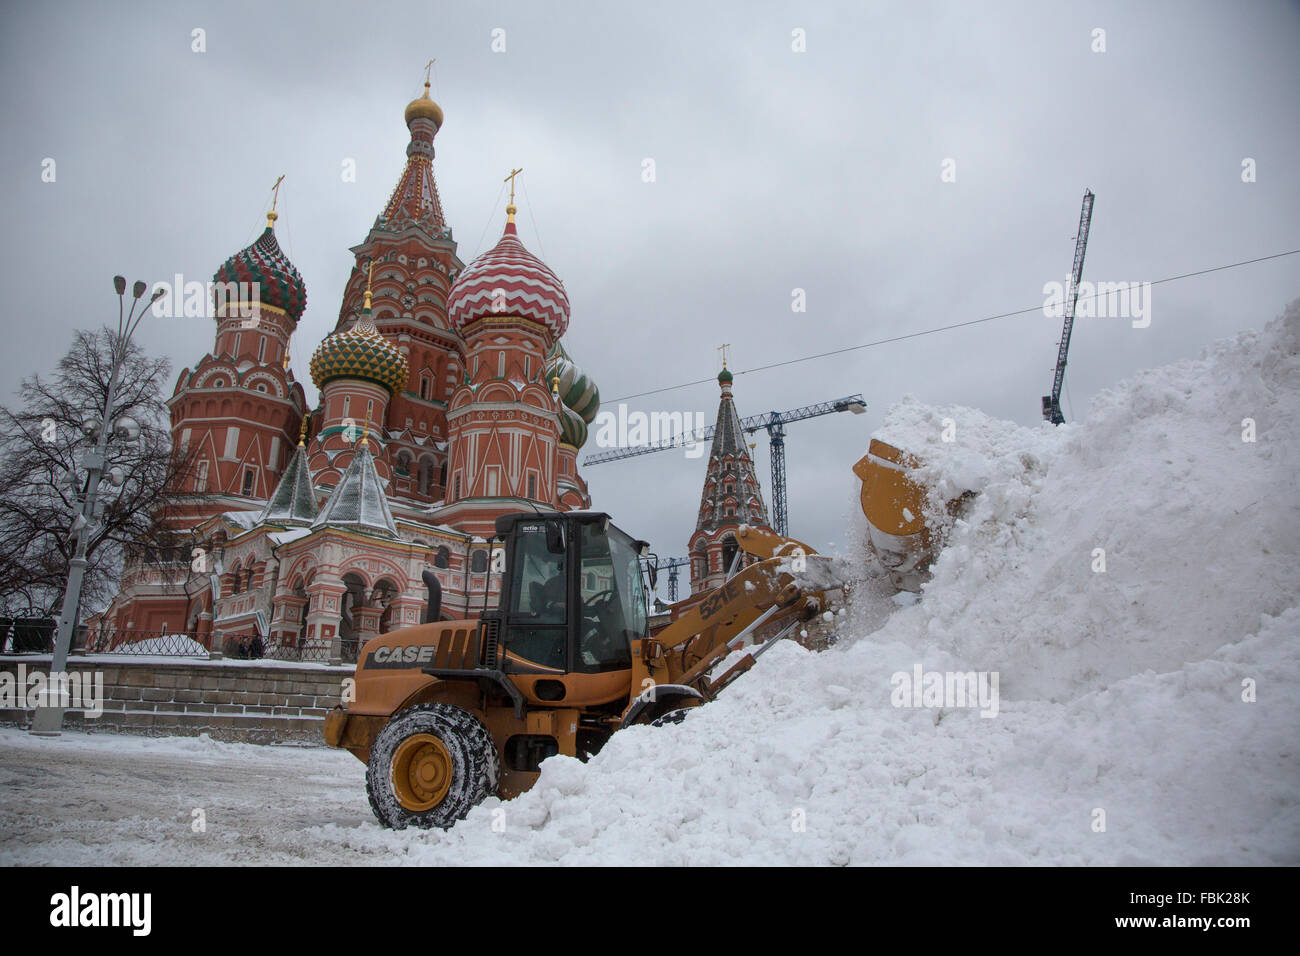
[853,438,975,591]
[323,510,837,830]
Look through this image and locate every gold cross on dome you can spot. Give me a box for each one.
[271,174,285,211]
[504,168,523,206]
[424,59,435,85]
[718,343,731,368]
[363,260,375,311]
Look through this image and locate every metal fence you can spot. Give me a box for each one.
[0,616,56,653]
[261,636,357,664]
[2,618,364,665]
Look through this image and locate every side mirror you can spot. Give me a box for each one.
[545,522,565,555]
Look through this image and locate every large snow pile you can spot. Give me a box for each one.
[296,299,1296,866]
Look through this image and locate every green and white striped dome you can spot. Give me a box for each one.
[546,341,600,441]
[557,405,588,448]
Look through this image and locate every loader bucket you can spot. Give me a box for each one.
[853,439,933,589]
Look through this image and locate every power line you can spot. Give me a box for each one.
[470,179,508,259]
[606,248,1300,404]
[520,179,547,264]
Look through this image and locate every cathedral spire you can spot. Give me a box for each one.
[687,360,772,593]
[378,70,449,236]
[695,364,769,534]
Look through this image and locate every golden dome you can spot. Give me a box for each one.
[404,82,444,128]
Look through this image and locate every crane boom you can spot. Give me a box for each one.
[582,394,866,535]
[1043,189,1095,425]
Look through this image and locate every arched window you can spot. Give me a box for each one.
[419,459,433,496]
[721,538,740,574]
[438,462,447,490]
[419,373,431,400]
[434,546,450,569]
[470,549,488,573]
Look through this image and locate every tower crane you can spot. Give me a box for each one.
[1042,188,1095,425]
[641,555,691,602]
[584,394,867,536]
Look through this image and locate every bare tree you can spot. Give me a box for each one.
[0,327,195,616]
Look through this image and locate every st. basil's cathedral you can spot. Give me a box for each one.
[98,79,774,662]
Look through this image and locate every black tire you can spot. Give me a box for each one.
[365,703,499,830]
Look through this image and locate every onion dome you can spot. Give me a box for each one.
[544,341,600,450]
[718,367,733,384]
[404,81,444,130]
[447,212,569,340]
[557,405,588,448]
[309,283,409,395]
[212,212,307,321]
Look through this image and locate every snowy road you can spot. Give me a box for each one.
[0,730,378,866]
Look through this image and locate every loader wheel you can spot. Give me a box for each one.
[366,703,499,830]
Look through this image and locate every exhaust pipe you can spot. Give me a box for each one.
[422,570,442,623]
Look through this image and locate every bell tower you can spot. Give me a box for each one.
[688,362,772,593]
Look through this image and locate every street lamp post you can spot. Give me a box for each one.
[30,276,163,736]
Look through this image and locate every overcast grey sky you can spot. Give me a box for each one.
[2,0,1297,573]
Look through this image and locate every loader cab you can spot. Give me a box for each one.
[492,512,649,678]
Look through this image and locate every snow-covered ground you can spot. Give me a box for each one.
[2,301,1297,865]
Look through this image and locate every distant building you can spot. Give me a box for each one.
[99,83,601,662]
[687,367,773,594]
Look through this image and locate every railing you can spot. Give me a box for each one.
[261,635,359,664]
[0,616,56,653]
[0,619,370,666]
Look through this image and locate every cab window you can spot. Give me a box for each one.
[508,523,565,625]
[577,522,645,672]
[504,522,566,669]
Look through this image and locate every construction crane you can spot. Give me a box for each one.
[641,555,691,602]
[1042,188,1096,425]
[585,394,867,536]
